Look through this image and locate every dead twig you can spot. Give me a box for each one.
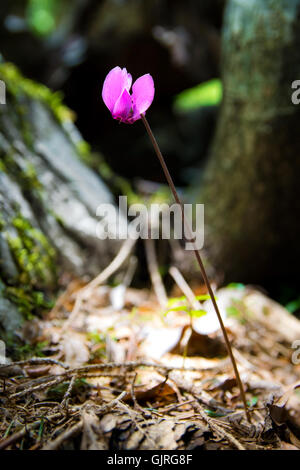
[169,266,202,310]
[144,238,168,308]
[83,237,137,294]
[117,400,158,449]
[0,412,62,450]
[61,374,77,409]
[41,419,83,451]
[169,371,234,416]
[191,398,246,450]
[61,237,136,334]
[58,361,214,377]
[42,391,126,450]
[0,357,68,372]
[10,377,66,399]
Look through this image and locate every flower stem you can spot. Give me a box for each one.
[141,114,251,423]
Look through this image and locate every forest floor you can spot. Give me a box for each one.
[0,269,300,450]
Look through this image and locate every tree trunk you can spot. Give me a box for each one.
[197,0,300,283]
[0,63,127,337]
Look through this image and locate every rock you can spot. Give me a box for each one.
[0,296,23,335]
[0,62,127,336]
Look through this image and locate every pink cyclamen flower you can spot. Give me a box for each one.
[102,66,155,124]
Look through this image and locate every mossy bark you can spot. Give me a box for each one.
[0,63,127,339]
[197,0,300,283]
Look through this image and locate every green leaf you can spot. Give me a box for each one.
[38,418,44,441]
[165,305,189,313]
[285,297,300,313]
[204,409,227,418]
[195,294,218,301]
[247,396,258,407]
[189,309,207,318]
[174,79,222,112]
[26,0,58,37]
[87,331,105,344]
[226,306,240,317]
[226,283,245,290]
[167,296,187,307]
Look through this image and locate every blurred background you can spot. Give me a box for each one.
[0,0,224,182]
[0,0,300,316]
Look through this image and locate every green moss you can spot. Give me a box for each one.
[75,140,92,162]
[0,62,74,123]
[6,215,56,288]
[3,333,51,361]
[0,64,69,330]
[23,162,42,190]
[1,151,42,194]
[4,286,54,320]
[0,214,56,320]
[0,213,5,231]
[17,340,50,359]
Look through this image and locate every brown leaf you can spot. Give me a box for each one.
[209,376,237,392]
[139,419,178,450]
[80,411,108,450]
[25,365,51,378]
[170,327,227,358]
[269,381,300,425]
[269,381,300,448]
[125,380,177,406]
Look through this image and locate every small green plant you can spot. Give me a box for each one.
[87,331,106,344]
[46,378,89,401]
[226,301,247,325]
[17,340,49,359]
[226,282,245,290]
[204,409,227,418]
[165,295,207,329]
[247,396,258,407]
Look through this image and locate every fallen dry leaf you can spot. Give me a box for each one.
[62,332,90,366]
[81,411,107,450]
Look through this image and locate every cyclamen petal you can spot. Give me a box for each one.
[112,88,132,122]
[102,66,130,113]
[131,74,155,119]
[126,72,132,91]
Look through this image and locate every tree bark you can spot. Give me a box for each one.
[197,0,300,283]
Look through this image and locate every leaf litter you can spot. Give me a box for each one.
[0,275,300,450]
